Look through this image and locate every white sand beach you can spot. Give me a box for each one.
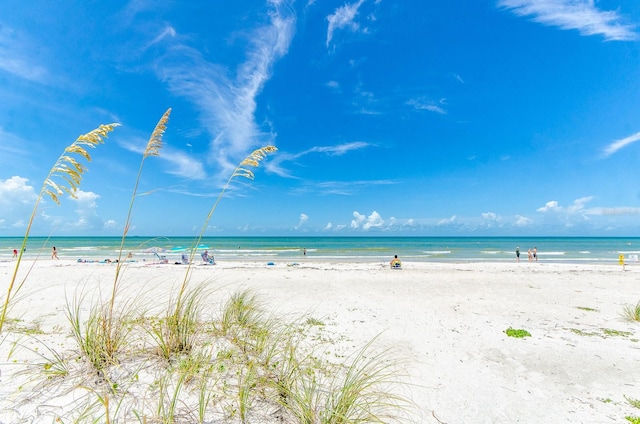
[1,258,639,423]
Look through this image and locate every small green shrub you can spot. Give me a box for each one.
[505,327,531,338]
[626,416,640,424]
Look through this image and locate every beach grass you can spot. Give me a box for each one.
[0,123,118,333]
[0,119,416,422]
[622,301,640,322]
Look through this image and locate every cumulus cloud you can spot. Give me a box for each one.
[537,200,561,213]
[67,190,104,231]
[0,176,39,230]
[437,215,457,226]
[498,0,637,41]
[350,210,384,230]
[481,212,502,222]
[537,197,594,214]
[602,131,640,157]
[514,215,532,226]
[0,176,37,208]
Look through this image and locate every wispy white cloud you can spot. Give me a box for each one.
[0,127,30,163]
[498,0,638,41]
[326,0,366,47]
[406,98,447,114]
[118,136,206,179]
[160,150,207,180]
[0,26,48,82]
[152,0,296,178]
[267,141,372,177]
[602,131,640,157]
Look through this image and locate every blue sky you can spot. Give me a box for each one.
[1,0,640,237]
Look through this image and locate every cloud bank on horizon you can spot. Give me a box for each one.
[1,0,640,237]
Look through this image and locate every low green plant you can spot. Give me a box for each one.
[275,338,414,423]
[148,285,207,360]
[626,416,640,424]
[576,306,598,312]
[505,327,531,338]
[237,361,258,423]
[65,292,134,372]
[602,328,632,338]
[27,338,69,379]
[155,370,185,423]
[305,317,325,326]
[626,395,640,409]
[622,301,640,322]
[568,328,599,337]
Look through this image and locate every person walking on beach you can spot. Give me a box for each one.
[13,249,17,258]
[52,246,59,260]
[515,247,520,262]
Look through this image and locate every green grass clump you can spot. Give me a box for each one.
[622,301,640,322]
[626,416,640,424]
[505,327,531,338]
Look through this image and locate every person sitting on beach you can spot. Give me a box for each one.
[201,250,214,264]
[390,254,402,268]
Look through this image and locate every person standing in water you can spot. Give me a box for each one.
[515,247,520,262]
[52,246,59,260]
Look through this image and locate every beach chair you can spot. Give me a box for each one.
[181,254,189,264]
[154,252,168,264]
[201,251,215,265]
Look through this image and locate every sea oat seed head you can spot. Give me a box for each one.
[144,108,171,158]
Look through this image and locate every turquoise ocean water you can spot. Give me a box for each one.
[1,236,639,264]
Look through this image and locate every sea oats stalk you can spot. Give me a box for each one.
[173,146,277,339]
[109,108,171,329]
[0,123,118,333]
